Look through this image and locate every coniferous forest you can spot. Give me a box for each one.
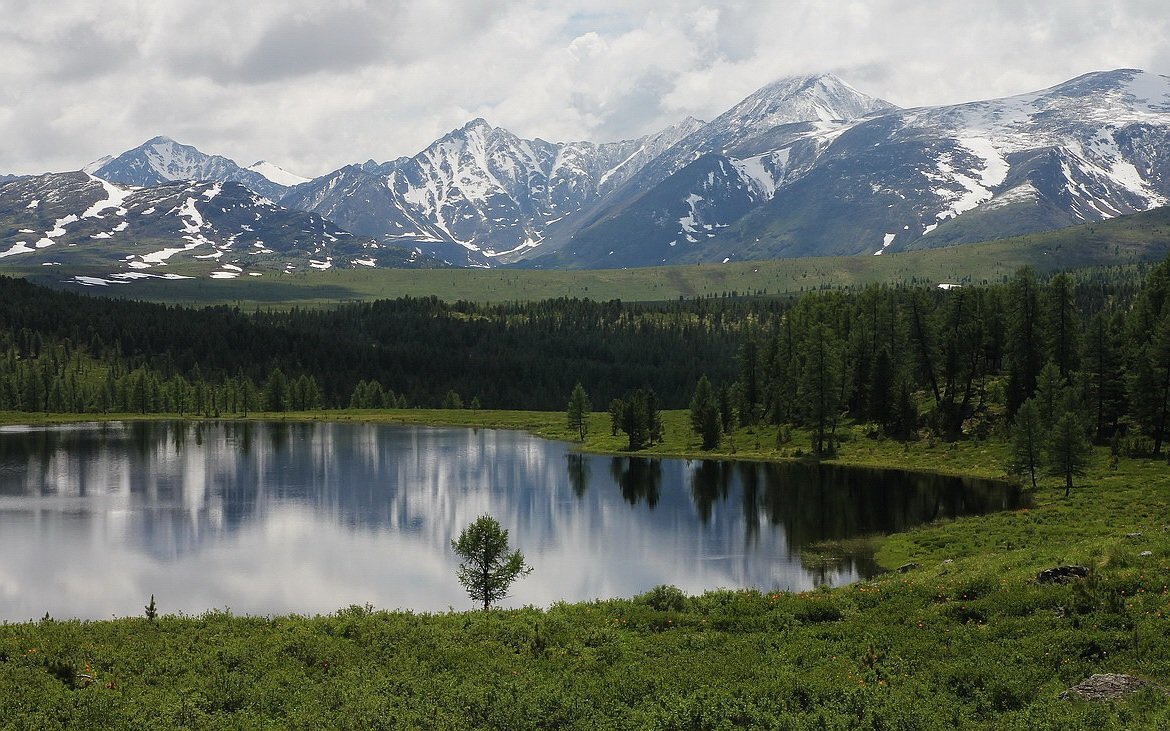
[0,260,1168,459]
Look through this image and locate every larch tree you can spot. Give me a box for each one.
[566,382,591,441]
[451,515,532,611]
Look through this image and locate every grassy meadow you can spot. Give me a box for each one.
[1,408,1168,727]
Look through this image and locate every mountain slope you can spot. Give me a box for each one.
[533,68,1170,268]
[281,118,704,266]
[0,172,441,285]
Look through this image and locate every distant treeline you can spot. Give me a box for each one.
[0,258,1167,456]
[0,278,756,412]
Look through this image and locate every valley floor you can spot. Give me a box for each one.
[1,409,1168,728]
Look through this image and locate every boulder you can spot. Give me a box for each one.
[1060,673,1148,701]
[1035,565,1089,584]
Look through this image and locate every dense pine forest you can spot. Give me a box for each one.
[0,259,1167,459]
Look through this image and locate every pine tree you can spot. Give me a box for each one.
[689,375,721,449]
[566,382,591,441]
[1044,273,1081,378]
[1131,312,1170,454]
[1083,312,1127,442]
[619,389,651,451]
[1047,410,1092,497]
[1005,267,1044,417]
[799,319,842,456]
[736,324,763,425]
[1034,362,1067,426]
[608,398,623,437]
[1008,399,1043,489]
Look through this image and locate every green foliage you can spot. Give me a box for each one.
[442,389,464,410]
[688,375,721,450]
[613,388,662,451]
[1007,399,1043,489]
[1,425,1169,728]
[1047,410,1093,497]
[635,585,689,612]
[798,316,842,456]
[451,515,532,611]
[566,382,591,442]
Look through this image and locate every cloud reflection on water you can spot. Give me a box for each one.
[0,421,1023,620]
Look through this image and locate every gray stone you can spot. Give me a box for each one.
[1060,673,1148,701]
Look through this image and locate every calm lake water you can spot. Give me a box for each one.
[0,421,1025,621]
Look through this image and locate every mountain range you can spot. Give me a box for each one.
[2,68,1169,280]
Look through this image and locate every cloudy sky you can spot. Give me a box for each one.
[2,0,1168,177]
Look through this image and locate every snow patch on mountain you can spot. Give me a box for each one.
[81,176,132,219]
[247,160,309,187]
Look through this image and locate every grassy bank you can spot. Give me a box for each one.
[2,409,1168,727]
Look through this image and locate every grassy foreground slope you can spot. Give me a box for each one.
[1,410,1168,728]
[9,205,1170,306]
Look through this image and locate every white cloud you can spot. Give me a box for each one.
[0,0,1167,177]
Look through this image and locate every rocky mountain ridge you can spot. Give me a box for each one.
[5,68,1170,274]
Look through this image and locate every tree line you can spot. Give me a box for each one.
[685,259,1170,459]
[1,258,1168,460]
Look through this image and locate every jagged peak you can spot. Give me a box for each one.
[459,118,494,134]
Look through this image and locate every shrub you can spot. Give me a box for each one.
[636,585,688,612]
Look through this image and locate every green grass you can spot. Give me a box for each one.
[2,408,1169,727]
[7,206,1168,307]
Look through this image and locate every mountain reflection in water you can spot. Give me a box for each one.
[0,421,1025,620]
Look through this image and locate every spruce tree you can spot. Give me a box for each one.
[1005,267,1043,417]
[689,375,721,449]
[1008,399,1043,490]
[566,382,591,441]
[1047,410,1092,497]
[799,319,842,456]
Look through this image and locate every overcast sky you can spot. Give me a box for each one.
[2,0,1168,177]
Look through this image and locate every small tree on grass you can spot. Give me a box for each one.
[608,398,623,436]
[1047,410,1092,498]
[1007,398,1044,489]
[451,515,532,611]
[567,382,591,441]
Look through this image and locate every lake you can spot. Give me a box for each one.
[0,421,1025,621]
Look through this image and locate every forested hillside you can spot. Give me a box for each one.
[1,257,1167,459]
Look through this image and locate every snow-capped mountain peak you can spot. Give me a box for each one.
[247,160,309,187]
[724,72,896,131]
[90,136,292,202]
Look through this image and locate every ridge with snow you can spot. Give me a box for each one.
[9,68,1170,274]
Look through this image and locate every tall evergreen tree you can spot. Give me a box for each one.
[619,389,651,451]
[608,398,623,437]
[1044,273,1081,378]
[1047,410,1092,497]
[1005,267,1044,417]
[566,382,591,441]
[799,318,842,456]
[1130,312,1170,454]
[264,368,289,412]
[1008,399,1044,490]
[736,324,763,425]
[1082,312,1127,442]
[689,375,721,450]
